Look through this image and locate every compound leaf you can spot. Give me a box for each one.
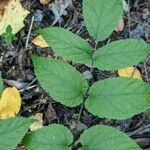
[85,77,150,120]
[83,0,123,41]
[37,27,93,65]
[80,125,141,150]
[93,39,150,70]
[23,124,73,150]
[0,117,34,150]
[32,55,88,107]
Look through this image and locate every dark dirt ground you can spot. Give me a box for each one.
[0,0,150,149]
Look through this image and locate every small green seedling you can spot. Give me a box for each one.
[2,25,17,44]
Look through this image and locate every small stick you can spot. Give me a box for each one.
[25,16,35,48]
[19,84,37,92]
[128,124,150,136]
[127,0,131,38]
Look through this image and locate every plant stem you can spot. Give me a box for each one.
[77,40,98,122]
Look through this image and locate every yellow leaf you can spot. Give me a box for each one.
[32,35,49,48]
[39,0,52,5]
[115,18,124,32]
[118,67,142,80]
[30,113,43,131]
[0,0,29,35]
[0,87,21,119]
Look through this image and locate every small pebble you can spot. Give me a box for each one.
[34,10,43,22]
[83,70,93,80]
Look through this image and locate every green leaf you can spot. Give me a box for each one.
[85,77,150,120]
[83,0,123,41]
[93,39,150,70]
[6,25,13,33]
[0,117,34,150]
[23,124,73,150]
[37,27,93,65]
[80,125,141,150]
[32,55,88,107]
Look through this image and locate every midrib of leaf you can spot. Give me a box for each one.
[95,39,149,57]
[0,141,12,147]
[97,48,147,58]
[93,93,150,97]
[26,126,72,148]
[46,34,93,57]
[0,121,27,135]
[85,0,104,39]
[104,98,145,115]
[29,140,69,148]
[85,0,122,40]
[38,61,86,89]
[39,71,81,92]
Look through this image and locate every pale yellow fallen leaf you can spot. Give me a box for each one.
[30,113,43,131]
[0,0,29,35]
[0,87,21,119]
[118,67,142,80]
[115,18,124,32]
[32,35,49,48]
[39,0,52,5]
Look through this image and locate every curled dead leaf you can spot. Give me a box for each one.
[115,18,124,32]
[0,87,21,119]
[32,35,49,48]
[39,0,52,5]
[30,113,43,131]
[0,0,29,35]
[118,67,142,80]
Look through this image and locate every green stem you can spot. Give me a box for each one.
[77,41,98,122]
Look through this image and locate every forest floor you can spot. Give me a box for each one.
[0,0,150,149]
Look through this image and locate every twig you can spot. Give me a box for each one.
[127,0,131,38]
[19,84,37,92]
[77,41,97,122]
[128,124,150,136]
[123,16,147,26]
[25,16,34,48]
[143,57,150,83]
[19,78,37,92]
